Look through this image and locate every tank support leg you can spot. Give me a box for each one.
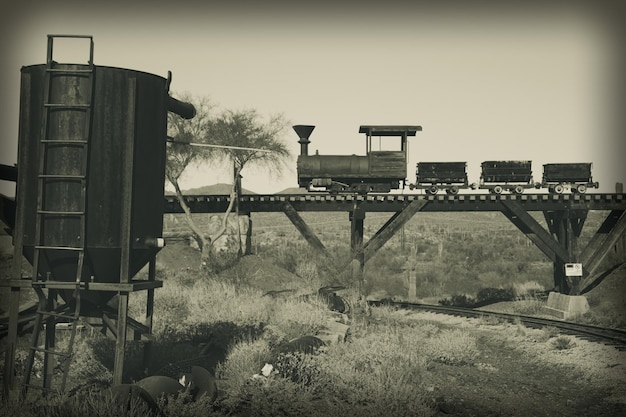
[113,292,129,386]
[42,290,58,392]
[142,258,156,376]
[2,286,21,398]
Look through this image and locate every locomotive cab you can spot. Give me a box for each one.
[295,125,421,194]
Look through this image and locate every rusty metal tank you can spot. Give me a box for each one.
[16,60,193,307]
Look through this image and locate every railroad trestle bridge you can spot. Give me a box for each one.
[165,192,626,295]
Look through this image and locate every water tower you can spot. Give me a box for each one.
[2,35,195,396]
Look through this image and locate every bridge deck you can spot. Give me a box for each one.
[164,193,626,213]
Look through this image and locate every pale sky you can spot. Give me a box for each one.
[1,1,624,195]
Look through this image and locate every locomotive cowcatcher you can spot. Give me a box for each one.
[294,125,422,193]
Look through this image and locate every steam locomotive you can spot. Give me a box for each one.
[293,125,599,195]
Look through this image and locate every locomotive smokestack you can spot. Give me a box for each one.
[293,125,315,156]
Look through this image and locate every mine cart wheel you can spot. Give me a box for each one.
[492,185,503,194]
[426,185,439,195]
[553,184,564,194]
[446,186,459,195]
[575,184,587,194]
[513,185,525,195]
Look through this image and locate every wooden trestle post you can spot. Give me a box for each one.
[544,210,587,294]
[350,208,366,294]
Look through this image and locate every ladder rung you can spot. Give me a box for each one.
[38,174,86,180]
[35,245,84,251]
[44,104,91,109]
[31,347,71,357]
[37,210,85,216]
[37,310,78,320]
[41,139,88,145]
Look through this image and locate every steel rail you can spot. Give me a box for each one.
[368,300,626,350]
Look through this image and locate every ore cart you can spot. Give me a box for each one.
[479,160,536,194]
[414,162,469,194]
[542,163,599,194]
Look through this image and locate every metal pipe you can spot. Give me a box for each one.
[167,96,196,119]
[0,164,17,182]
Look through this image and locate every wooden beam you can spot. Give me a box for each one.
[580,262,625,294]
[363,200,427,263]
[580,210,625,266]
[501,200,570,263]
[570,209,588,237]
[579,210,626,278]
[282,202,328,256]
[502,208,559,262]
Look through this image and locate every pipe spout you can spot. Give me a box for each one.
[168,96,196,119]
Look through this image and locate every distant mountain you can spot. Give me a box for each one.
[166,183,256,196]
[275,187,308,194]
[188,183,256,195]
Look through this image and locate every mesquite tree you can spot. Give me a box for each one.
[166,94,216,264]
[167,99,290,268]
[209,109,291,254]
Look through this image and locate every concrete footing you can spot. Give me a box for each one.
[543,291,590,320]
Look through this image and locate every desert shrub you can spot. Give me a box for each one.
[536,326,560,342]
[264,298,329,344]
[508,299,546,315]
[217,338,273,388]
[0,390,155,417]
[274,350,323,385]
[66,336,113,394]
[420,328,480,366]
[512,281,546,299]
[475,287,514,304]
[305,331,433,416]
[552,335,576,350]
[153,287,191,334]
[438,293,476,307]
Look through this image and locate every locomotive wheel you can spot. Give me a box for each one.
[426,186,438,195]
[492,185,503,194]
[513,185,525,194]
[575,184,587,194]
[553,184,564,194]
[446,186,459,195]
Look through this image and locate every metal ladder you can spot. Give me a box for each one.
[22,35,95,397]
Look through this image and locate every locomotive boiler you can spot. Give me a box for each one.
[294,125,422,193]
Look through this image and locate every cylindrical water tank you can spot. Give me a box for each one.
[16,63,184,306]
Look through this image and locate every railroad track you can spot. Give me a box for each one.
[368,300,626,351]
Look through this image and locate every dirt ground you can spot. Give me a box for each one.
[409,310,626,417]
[2,237,625,416]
